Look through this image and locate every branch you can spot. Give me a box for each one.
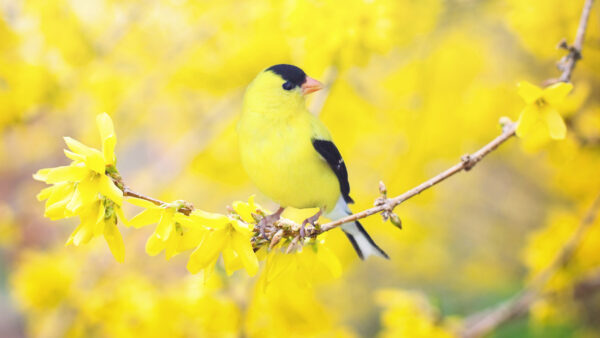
[459,1,597,335]
[256,0,595,246]
[111,117,517,251]
[317,120,517,233]
[108,170,194,216]
[460,268,600,338]
[573,269,600,299]
[247,119,518,250]
[460,192,600,338]
[556,0,595,83]
[104,0,594,253]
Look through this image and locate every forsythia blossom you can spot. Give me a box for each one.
[128,198,224,260]
[376,289,454,338]
[187,212,259,277]
[34,113,126,262]
[259,236,342,290]
[33,114,342,280]
[516,81,573,140]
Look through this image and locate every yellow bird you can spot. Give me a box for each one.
[237,64,388,259]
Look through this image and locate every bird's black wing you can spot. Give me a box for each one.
[312,139,354,204]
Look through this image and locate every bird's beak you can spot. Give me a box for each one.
[301,76,323,95]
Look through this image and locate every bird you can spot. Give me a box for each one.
[237,64,388,260]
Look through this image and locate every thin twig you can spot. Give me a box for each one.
[252,0,595,241]
[103,0,594,254]
[459,1,596,335]
[460,268,600,338]
[558,0,595,83]
[461,193,600,338]
[108,171,194,215]
[318,121,517,233]
[106,119,517,248]
[122,188,163,207]
[243,120,517,250]
[573,269,600,299]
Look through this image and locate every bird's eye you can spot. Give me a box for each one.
[282,81,294,90]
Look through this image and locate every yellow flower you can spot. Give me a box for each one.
[11,250,78,312]
[34,113,126,262]
[259,235,342,291]
[516,81,573,140]
[128,199,217,260]
[376,289,454,338]
[187,216,259,277]
[67,198,126,262]
[231,195,260,224]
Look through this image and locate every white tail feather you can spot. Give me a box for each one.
[326,197,389,260]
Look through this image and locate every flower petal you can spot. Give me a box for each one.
[64,137,94,156]
[222,241,242,276]
[64,150,85,162]
[231,229,259,276]
[129,208,163,228]
[98,175,123,205]
[231,219,253,235]
[543,82,573,105]
[66,175,97,214]
[126,197,161,209]
[516,105,539,138]
[202,258,219,282]
[37,186,54,201]
[33,168,51,182]
[178,225,209,253]
[164,233,181,260]
[94,202,105,236]
[521,120,551,151]
[187,210,230,229]
[46,165,89,184]
[186,229,228,274]
[317,246,342,279]
[44,183,75,220]
[64,137,105,174]
[232,201,256,224]
[155,209,175,240]
[517,81,543,104]
[115,206,128,227]
[145,233,165,256]
[543,107,567,140]
[68,216,95,246]
[264,250,294,286]
[96,113,117,165]
[104,220,125,263]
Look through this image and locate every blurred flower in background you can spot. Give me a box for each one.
[1,0,599,337]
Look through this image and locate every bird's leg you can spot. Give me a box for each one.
[300,209,322,238]
[257,207,285,239]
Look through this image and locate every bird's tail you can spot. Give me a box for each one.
[341,221,389,260]
[326,197,389,260]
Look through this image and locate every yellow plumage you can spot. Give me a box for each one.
[238,64,388,260]
[237,70,340,212]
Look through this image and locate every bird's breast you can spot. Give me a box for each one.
[238,113,340,211]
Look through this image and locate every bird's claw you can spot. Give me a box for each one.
[256,218,270,240]
[255,207,284,240]
[299,209,322,239]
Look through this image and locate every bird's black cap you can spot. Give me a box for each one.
[266,64,306,87]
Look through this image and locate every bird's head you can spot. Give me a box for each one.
[243,64,323,113]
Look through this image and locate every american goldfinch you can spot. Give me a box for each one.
[238,64,388,259]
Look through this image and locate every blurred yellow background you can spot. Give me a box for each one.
[1,0,599,337]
